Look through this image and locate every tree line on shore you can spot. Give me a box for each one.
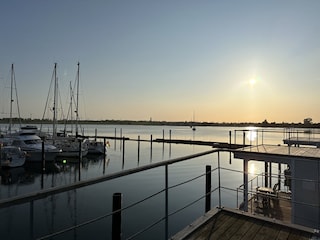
[1,117,319,128]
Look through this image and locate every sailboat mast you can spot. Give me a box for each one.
[70,81,73,134]
[75,62,80,137]
[9,64,14,134]
[52,63,58,139]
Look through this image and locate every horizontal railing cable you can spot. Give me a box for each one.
[127,187,220,240]
[37,188,167,240]
[37,165,219,239]
[0,149,220,209]
[168,167,218,190]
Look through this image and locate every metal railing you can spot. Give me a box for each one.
[0,149,223,240]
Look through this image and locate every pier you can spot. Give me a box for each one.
[283,137,320,148]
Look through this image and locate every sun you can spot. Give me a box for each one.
[249,78,256,86]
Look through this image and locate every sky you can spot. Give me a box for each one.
[0,1,320,123]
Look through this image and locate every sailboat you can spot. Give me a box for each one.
[1,64,61,163]
[43,63,89,158]
[191,111,196,131]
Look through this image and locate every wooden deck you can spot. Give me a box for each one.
[171,208,315,240]
[233,144,320,163]
[283,137,320,147]
[154,138,245,149]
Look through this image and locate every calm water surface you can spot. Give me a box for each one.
[0,124,290,239]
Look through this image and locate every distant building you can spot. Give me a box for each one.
[304,118,312,125]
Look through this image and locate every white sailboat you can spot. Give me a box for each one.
[43,63,89,158]
[1,64,61,162]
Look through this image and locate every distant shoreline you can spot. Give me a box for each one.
[1,118,319,128]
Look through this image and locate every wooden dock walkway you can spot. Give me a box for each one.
[86,135,246,149]
[283,137,320,148]
[171,208,315,240]
[233,144,320,163]
[154,138,245,149]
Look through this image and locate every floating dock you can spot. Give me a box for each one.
[283,137,320,148]
[154,138,245,149]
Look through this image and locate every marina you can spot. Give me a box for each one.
[0,124,320,239]
[1,1,320,239]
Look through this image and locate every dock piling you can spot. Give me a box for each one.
[112,193,122,240]
[205,165,211,212]
[122,137,125,168]
[41,141,45,189]
[78,141,82,181]
[137,135,140,163]
[150,134,153,161]
[229,131,232,164]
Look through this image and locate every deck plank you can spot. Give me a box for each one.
[229,216,256,240]
[239,218,264,239]
[172,209,314,240]
[208,212,239,239]
[275,227,290,240]
[253,222,280,240]
[212,214,246,240]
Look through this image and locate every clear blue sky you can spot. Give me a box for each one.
[1,1,320,123]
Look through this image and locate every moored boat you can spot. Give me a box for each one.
[0,145,26,168]
[9,128,62,162]
[88,140,107,155]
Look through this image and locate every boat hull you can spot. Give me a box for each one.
[25,150,61,162]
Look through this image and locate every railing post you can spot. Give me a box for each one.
[218,152,221,208]
[229,131,232,164]
[278,163,281,190]
[165,164,169,240]
[114,128,117,150]
[205,165,211,212]
[137,135,140,163]
[150,134,153,161]
[120,128,122,150]
[122,137,125,168]
[112,193,122,240]
[162,129,165,152]
[243,158,249,211]
[243,131,246,149]
[103,138,106,174]
[265,161,268,187]
[169,130,172,157]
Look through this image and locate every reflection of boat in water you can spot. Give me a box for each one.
[0,167,34,185]
[0,146,26,168]
[88,140,108,155]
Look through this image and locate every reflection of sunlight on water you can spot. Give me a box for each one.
[248,163,256,175]
[246,127,257,142]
